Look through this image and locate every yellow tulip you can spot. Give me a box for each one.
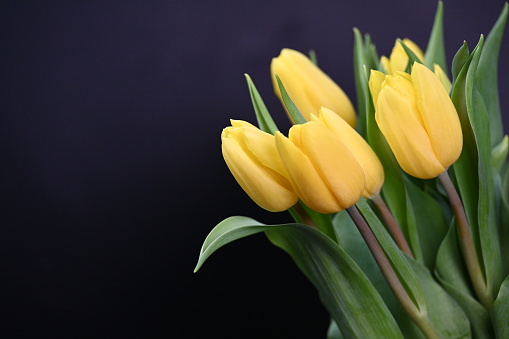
[369,62,463,179]
[221,120,298,212]
[275,122,365,214]
[381,39,425,75]
[270,48,356,127]
[311,107,384,198]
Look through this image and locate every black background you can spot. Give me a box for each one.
[1,1,508,338]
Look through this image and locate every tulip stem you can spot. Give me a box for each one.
[371,194,414,258]
[347,205,439,339]
[438,171,491,309]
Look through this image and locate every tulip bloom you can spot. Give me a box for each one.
[221,120,298,212]
[311,107,384,198]
[275,122,365,214]
[271,48,356,127]
[369,62,463,179]
[381,39,425,75]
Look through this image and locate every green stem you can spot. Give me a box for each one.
[438,171,491,309]
[372,194,414,258]
[347,205,440,339]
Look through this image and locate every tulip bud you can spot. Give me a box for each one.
[221,120,298,212]
[369,62,463,179]
[275,122,365,214]
[270,48,356,127]
[311,107,384,198]
[381,39,425,74]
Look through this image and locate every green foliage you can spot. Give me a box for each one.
[424,1,447,73]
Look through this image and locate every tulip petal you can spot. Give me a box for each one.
[297,122,365,208]
[222,137,298,212]
[317,107,384,197]
[275,131,341,214]
[369,70,386,105]
[411,62,463,169]
[241,126,291,182]
[376,87,446,178]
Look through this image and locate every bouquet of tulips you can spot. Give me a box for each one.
[195,2,509,338]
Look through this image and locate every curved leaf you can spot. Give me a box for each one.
[275,75,306,125]
[425,1,447,73]
[245,74,279,134]
[195,216,403,338]
[436,222,493,338]
[475,3,508,146]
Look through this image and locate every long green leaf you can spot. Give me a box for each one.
[405,179,448,270]
[451,42,470,84]
[425,1,447,73]
[435,224,494,338]
[195,216,403,338]
[452,35,503,301]
[275,75,306,124]
[353,28,369,136]
[469,63,503,300]
[245,74,278,134]
[407,259,471,339]
[475,3,508,147]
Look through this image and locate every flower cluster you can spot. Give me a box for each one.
[197,3,509,338]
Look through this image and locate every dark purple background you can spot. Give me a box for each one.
[1,1,508,337]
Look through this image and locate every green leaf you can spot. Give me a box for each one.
[245,74,279,134]
[194,216,265,272]
[451,42,470,84]
[492,135,509,173]
[499,163,509,275]
[493,274,509,338]
[266,224,403,338]
[399,39,424,73]
[475,3,508,147]
[195,216,403,338]
[452,35,503,302]
[469,70,503,300]
[275,75,306,125]
[436,222,473,298]
[353,28,369,137]
[436,224,494,338]
[407,259,471,339]
[405,179,448,270]
[425,1,447,73]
